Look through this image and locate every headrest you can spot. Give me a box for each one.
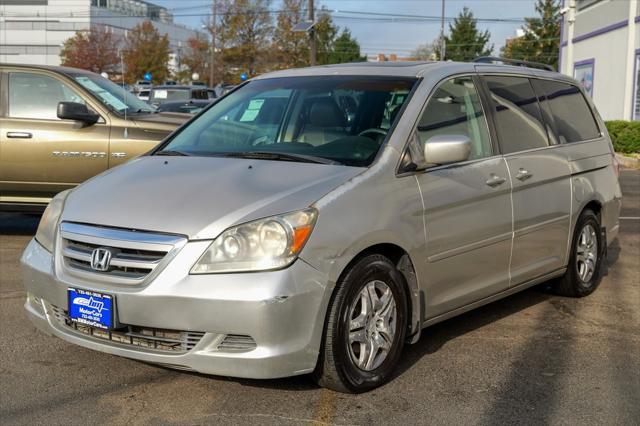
[308,98,346,128]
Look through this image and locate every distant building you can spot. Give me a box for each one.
[0,0,199,71]
[559,0,639,120]
[504,29,526,51]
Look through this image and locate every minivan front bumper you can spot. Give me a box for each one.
[21,238,331,379]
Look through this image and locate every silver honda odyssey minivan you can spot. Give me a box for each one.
[22,60,622,393]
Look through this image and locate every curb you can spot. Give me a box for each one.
[615,153,640,169]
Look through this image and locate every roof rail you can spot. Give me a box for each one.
[472,56,555,72]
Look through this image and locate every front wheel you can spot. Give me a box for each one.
[553,209,604,297]
[314,254,408,393]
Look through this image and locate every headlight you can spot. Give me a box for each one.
[191,208,317,274]
[35,190,70,253]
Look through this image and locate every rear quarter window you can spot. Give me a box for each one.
[531,79,600,143]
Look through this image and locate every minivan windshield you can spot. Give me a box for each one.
[69,73,156,114]
[156,76,417,167]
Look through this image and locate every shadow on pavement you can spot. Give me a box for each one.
[150,362,320,392]
[0,213,41,236]
[396,285,553,379]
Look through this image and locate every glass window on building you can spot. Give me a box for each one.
[574,60,594,98]
[576,0,603,11]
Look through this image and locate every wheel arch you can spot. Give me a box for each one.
[565,197,605,267]
[581,199,602,219]
[333,242,422,344]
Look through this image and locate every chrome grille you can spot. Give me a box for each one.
[50,305,205,353]
[59,222,186,284]
[217,334,257,352]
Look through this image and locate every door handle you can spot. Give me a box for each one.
[515,168,532,181]
[6,132,32,139]
[485,175,507,188]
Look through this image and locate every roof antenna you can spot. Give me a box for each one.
[120,49,128,139]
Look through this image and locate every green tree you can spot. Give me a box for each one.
[315,9,339,65]
[411,42,436,60]
[327,29,366,64]
[501,0,561,69]
[272,0,309,69]
[60,25,119,74]
[437,7,492,61]
[217,0,272,83]
[123,21,170,84]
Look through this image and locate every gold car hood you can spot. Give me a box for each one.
[131,112,190,132]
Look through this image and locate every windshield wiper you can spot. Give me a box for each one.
[155,150,190,157]
[220,151,341,165]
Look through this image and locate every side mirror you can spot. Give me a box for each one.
[424,134,471,166]
[57,102,100,126]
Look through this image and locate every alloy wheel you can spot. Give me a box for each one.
[576,223,598,283]
[347,280,397,371]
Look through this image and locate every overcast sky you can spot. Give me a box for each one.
[156,0,537,56]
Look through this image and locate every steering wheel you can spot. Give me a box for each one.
[358,128,388,144]
[250,135,270,146]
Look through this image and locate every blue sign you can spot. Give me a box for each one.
[240,73,248,81]
[143,72,152,82]
[68,288,114,330]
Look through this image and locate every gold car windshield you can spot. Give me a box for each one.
[70,73,155,114]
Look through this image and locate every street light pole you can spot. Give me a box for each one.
[209,0,218,86]
[439,0,446,61]
[308,0,316,66]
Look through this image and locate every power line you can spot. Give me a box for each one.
[1,8,560,25]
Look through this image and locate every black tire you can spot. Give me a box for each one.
[313,254,408,393]
[553,209,604,297]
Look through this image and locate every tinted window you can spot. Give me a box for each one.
[151,88,190,103]
[532,79,600,143]
[484,76,548,154]
[417,76,492,161]
[192,89,208,100]
[9,72,84,120]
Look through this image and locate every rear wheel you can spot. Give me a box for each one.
[314,254,408,393]
[553,209,603,297]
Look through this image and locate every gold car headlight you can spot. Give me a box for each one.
[191,208,317,274]
[35,190,70,253]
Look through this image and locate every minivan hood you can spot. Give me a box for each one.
[131,112,190,132]
[61,156,363,240]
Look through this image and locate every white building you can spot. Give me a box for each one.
[0,0,198,70]
[559,0,639,121]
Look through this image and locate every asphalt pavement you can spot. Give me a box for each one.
[0,169,638,425]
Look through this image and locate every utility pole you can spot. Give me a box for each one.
[564,0,575,76]
[209,0,218,86]
[308,0,316,66]
[439,0,446,61]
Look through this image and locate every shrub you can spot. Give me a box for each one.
[605,120,640,154]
